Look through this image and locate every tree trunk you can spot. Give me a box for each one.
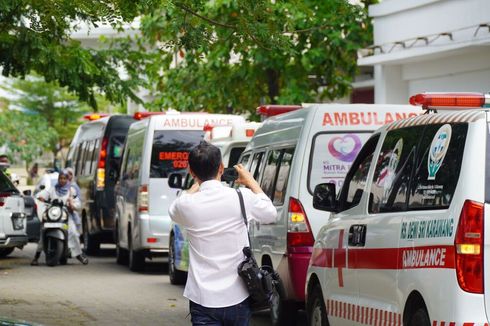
[266,68,280,104]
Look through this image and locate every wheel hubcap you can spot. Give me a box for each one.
[311,304,322,326]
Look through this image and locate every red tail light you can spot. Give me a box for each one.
[455,200,484,294]
[0,193,11,207]
[287,197,315,249]
[138,185,149,213]
[96,137,108,191]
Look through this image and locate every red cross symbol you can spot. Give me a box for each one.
[334,229,346,287]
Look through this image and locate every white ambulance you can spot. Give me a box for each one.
[114,111,245,271]
[306,93,490,326]
[239,104,421,325]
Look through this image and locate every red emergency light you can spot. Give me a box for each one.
[133,111,165,120]
[256,105,302,117]
[84,113,109,121]
[245,129,255,137]
[409,92,490,109]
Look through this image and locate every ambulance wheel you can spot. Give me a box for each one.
[169,233,187,285]
[270,278,296,326]
[408,308,430,326]
[0,247,14,258]
[128,231,145,272]
[115,223,128,265]
[307,284,329,326]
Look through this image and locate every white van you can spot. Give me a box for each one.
[167,120,261,284]
[306,93,490,326]
[115,111,245,271]
[239,104,421,325]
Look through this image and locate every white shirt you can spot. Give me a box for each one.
[168,180,277,308]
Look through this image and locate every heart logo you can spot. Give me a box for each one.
[328,134,362,162]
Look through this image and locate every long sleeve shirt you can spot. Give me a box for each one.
[168,180,277,308]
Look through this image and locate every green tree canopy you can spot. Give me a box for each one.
[127,0,374,116]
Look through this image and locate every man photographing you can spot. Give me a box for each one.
[169,141,277,325]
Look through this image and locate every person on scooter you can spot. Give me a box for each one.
[31,170,88,265]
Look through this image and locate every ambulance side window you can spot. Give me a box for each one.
[273,148,295,205]
[338,135,379,212]
[409,123,468,209]
[250,152,265,181]
[261,150,282,200]
[239,153,251,169]
[369,126,421,214]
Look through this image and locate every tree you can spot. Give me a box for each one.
[1,77,91,164]
[125,0,374,116]
[0,0,157,108]
[0,107,56,172]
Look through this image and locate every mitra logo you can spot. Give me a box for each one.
[328,134,362,162]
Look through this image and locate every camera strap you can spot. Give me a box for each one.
[236,188,252,247]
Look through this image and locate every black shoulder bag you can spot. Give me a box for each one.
[236,188,279,311]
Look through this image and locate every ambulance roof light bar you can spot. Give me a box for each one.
[133,111,166,120]
[83,113,109,121]
[257,105,302,117]
[409,92,490,109]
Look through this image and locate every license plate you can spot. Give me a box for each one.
[44,223,67,230]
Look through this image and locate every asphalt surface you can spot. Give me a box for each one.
[0,243,304,326]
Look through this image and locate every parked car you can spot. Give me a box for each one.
[238,104,421,325]
[0,170,27,258]
[306,92,490,326]
[115,111,245,271]
[66,114,136,255]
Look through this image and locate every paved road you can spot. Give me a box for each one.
[0,243,305,326]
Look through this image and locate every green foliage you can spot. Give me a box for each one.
[0,77,90,159]
[129,0,374,116]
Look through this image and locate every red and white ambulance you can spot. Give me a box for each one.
[307,93,490,326]
[238,103,421,325]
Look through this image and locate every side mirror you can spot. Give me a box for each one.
[221,167,238,183]
[168,173,183,189]
[23,189,32,196]
[313,183,338,212]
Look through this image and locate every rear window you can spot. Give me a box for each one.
[150,130,204,178]
[309,132,372,194]
[0,171,18,193]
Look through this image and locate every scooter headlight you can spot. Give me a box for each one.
[47,206,62,221]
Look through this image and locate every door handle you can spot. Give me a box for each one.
[348,224,367,247]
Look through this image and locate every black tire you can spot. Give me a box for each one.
[83,219,100,256]
[45,238,63,267]
[0,247,15,258]
[115,223,128,265]
[307,284,329,326]
[128,232,145,272]
[408,308,430,326]
[169,233,187,285]
[59,256,67,265]
[270,276,297,326]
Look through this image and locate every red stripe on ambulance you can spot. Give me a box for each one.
[311,245,455,270]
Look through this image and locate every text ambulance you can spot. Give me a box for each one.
[239,104,421,325]
[114,111,245,272]
[307,93,490,326]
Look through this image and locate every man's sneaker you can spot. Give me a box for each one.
[76,255,89,265]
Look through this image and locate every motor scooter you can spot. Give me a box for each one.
[40,199,70,266]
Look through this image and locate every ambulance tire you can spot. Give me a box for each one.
[115,222,129,265]
[408,308,430,326]
[307,285,329,326]
[169,233,187,285]
[128,231,145,272]
[270,279,296,326]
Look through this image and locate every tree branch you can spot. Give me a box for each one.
[173,2,236,29]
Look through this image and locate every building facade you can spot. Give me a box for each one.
[358,0,490,104]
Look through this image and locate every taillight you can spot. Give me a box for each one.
[96,137,108,191]
[287,197,315,249]
[138,185,149,213]
[455,200,484,294]
[0,193,10,207]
